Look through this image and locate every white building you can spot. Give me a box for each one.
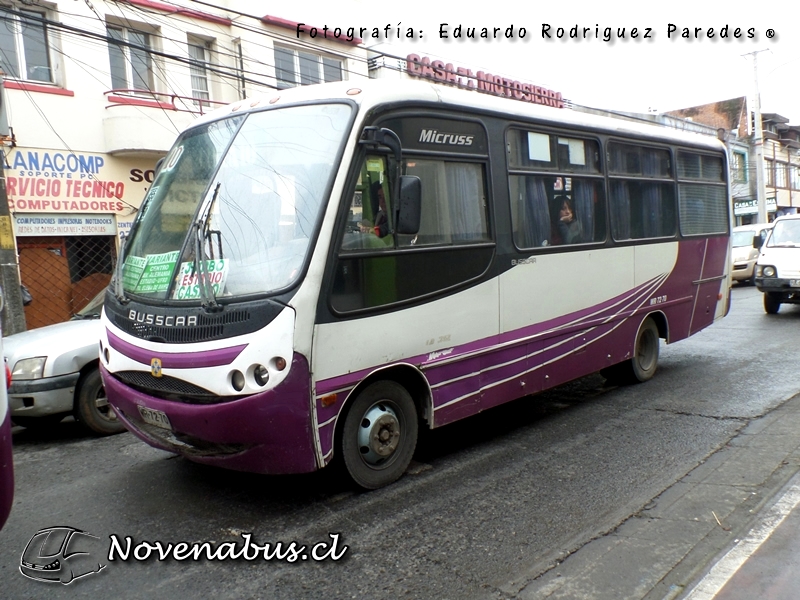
[1,0,368,327]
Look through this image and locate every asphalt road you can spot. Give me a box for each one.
[1,283,798,599]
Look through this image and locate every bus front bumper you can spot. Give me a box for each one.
[100,354,318,475]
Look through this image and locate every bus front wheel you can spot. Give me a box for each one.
[341,381,418,490]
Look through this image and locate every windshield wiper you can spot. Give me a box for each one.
[113,234,128,303]
[193,183,221,311]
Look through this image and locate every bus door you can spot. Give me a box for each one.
[321,116,498,428]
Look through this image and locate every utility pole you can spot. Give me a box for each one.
[744,49,770,224]
[0,73,26,335]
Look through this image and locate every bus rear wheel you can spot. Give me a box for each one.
[341,381,418,490]
[602,317,660,384]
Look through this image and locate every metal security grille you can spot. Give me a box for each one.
[114,370,216,401]
[18,235,117,329]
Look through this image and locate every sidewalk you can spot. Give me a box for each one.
[508,390,800,600]
[684,475,800,600]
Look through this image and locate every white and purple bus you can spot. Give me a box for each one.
[100,80,731,489]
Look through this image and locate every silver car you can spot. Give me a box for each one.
[732,223,773,284]
[3,290,123,435]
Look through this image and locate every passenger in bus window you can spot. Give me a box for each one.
[557,197,583,244]
[370,182,390,238]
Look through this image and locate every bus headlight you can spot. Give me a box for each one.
[231,370,245,392]
[253,365,269,387]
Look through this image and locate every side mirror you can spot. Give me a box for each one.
[395,176,421,235]
[753,232,765,249]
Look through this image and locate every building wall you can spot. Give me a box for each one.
[1,0,369,327]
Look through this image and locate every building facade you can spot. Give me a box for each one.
[666,98,800,226]
[1,0,368,327]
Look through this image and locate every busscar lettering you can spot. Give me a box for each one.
[128,310,198,327]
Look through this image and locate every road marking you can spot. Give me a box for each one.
[683,480,800,600]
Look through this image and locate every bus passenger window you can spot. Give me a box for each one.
[509,175,606,248]
[608,144,676,241]
[398,160,489,247]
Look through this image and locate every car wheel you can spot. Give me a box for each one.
[75,367,125,435]
[764,292,781,315]
[340,381,418,490]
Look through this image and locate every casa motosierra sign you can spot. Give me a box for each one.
[405,53,565,108]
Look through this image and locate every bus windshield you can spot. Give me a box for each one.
[121,102,352,301]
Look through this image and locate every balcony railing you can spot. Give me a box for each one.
[104,90,227,115]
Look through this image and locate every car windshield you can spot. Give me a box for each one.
[72,288,107,319]
[119,102,352,301]
[767,220,800,247]
[732,230,758,247]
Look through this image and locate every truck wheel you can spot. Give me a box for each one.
[75,367,125,436]
[340,381,418,490]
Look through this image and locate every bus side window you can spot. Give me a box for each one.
[510,175,605,248]
[341,156,394,251]
[398,159,489,247]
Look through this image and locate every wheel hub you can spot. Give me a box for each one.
[358,403,401,465]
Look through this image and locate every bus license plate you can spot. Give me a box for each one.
[138,406,172,430]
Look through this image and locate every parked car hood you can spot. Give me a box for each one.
[4,319,102,379]
[732,245,758,263]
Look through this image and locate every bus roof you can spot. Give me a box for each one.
[192,79,726,152]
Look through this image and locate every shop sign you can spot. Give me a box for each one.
[733,197,777,216]
[405,53,564,108]
[4,149,133,213]
[13,213,117,236]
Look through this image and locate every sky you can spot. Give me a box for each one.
[273,0,800,123]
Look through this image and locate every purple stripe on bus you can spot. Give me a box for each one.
[102,353,317,474]
[315,272,669,397]
[0,410,13,530]
[106,330,247,369]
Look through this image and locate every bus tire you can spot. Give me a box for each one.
[602,317,660,385]
[764,292,781,314]
[630,318,660,382]
[340,381,418,490]
[74,367,126,436]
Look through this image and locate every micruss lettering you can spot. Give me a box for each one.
[418,130,475,146]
